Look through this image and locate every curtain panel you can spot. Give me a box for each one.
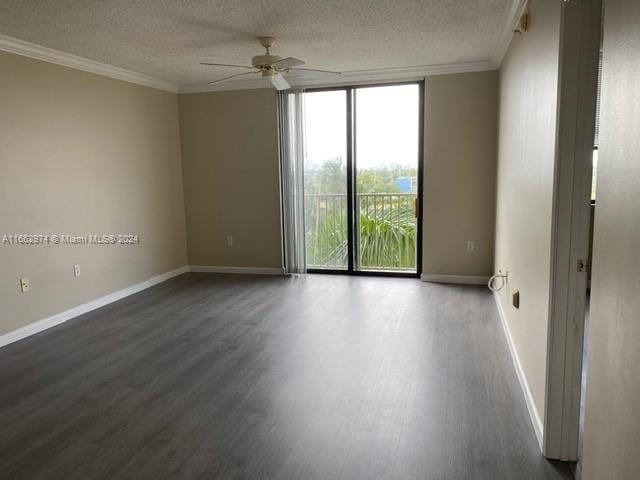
[277,89,307,274]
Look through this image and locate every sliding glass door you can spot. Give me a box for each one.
[355,84,420,272]
[303,90,349,270]
[303,82,422,276]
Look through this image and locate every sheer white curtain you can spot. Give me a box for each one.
[278,89,307,274]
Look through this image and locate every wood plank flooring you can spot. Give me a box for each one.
[0,273,572,479]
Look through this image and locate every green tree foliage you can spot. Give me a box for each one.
[304,157,346,194]
[305,159,417,270]
[303,157,417,194]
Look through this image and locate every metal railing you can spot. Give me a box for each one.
[304,193,417,271]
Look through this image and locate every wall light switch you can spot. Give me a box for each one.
[20,277,30,293]
[227,236,233,247]
[73,264,81,277]
[466,241,475,252]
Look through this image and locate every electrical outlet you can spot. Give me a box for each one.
[73,264,81,277]
[466,241,475,252]
[227,236,233,247]
[19,277,30,293]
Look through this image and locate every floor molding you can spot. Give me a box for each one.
[190,265,284,275]
[420,274,490,285]
[0,266,189,349]
[493,291,544,450]
[0,33,178,93]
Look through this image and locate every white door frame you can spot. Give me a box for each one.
[544,0,601,461]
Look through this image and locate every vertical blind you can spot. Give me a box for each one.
[277,89,307,274]
[594,50,603,147]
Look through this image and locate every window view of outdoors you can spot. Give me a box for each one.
[355,85,419,271]
[303,90,348,270]
[303,84,420,272]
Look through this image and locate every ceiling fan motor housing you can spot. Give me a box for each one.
[203,36,336,87]
[252,54,283,69]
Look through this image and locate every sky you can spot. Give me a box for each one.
[303,84,420,170]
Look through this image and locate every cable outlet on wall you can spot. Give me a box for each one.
[226,236,233,247]
[19,277,30,293]
[73,264,81,277]
[512,290,520,309]
[466,240,475,252]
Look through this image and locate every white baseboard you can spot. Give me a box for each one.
[420,273,490,285]
[493,292,544,450]
[190,265,284,275]
[0,264,288,349]
[0,266,189,349]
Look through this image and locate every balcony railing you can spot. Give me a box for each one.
[304,193,417,271]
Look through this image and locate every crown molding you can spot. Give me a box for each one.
[0,31,501,95]
[178,60,496,94]
[491,0,529,67]
[0,34,179,93]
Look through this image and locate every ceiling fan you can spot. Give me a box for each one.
[201,36,342,90]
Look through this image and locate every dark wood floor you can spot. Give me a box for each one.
[0,273,572,479]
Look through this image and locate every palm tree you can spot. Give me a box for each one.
[305,196,416,270]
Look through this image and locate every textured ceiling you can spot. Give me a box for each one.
[0,0,512,86]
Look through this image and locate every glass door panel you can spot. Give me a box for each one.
[303,90,348,270]
[354,84,420,272]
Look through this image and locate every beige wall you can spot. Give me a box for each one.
[582,0,640,477]
[494,0,561,423]
[0,54,499,340]
[0,51,187,336]
[423,71,498,277]
[180,78,499,274]
[178,89,282,269]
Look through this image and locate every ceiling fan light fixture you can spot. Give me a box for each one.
[270,73,291,91]
[252,54,282,69]
[201,36,342,89]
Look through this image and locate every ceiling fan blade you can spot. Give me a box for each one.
[270,73,291,91]
[208,71,260,85]
[287,67,342,75]
[200,62,255,69]
[272,57,306,69]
